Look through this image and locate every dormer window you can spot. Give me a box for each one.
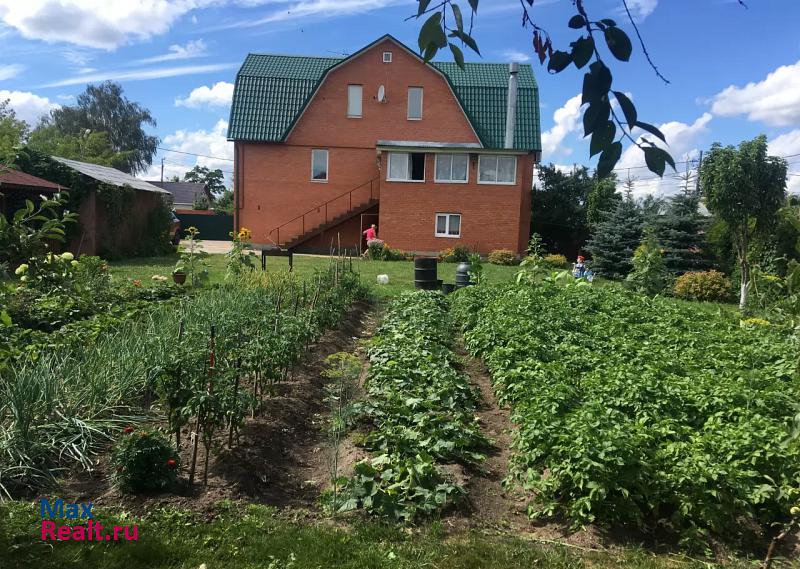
[383,51,392,63]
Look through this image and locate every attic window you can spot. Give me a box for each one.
[383,51,392,63]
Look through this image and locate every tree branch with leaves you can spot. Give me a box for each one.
[414,1,743,177]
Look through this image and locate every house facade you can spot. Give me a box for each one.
[228,35,541,254]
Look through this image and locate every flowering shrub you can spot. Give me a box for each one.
[112,426,179,493]
[15,252,78,293]
[487,249,518,266]
[366,239,409,261]
[673,270,733,302]
[542,254,569,269]
[438,246,470,263]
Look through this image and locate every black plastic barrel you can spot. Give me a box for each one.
[455,262,472,289]
[442,283,455,294]
[414,257,438,290]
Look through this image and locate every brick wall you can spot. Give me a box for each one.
[378,152,534,255]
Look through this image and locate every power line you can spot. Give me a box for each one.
[157,146,234,162]
[162,159,234,176]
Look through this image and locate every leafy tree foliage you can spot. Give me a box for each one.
[585,191,643,278]
[27,126,131,169]
[701,135,787,308]
[215,189,234,215]
[532,164,592,257]
[532,164,621,258]
[413,0,701,177]
[184,165,226,200]
[42,82,158,175]
[0,100,28,164]
[585,174,620,228]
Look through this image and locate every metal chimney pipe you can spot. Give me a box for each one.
[504,62,519,149]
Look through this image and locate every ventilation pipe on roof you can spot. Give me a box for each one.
[504,62,519,149]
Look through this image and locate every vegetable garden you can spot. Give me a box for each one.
[452,282,800,549]
[0,257,366,497]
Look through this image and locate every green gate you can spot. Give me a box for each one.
[176,213,233,241]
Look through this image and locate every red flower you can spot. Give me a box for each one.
[132,279,142,287]
[123,426,134,434]
[166,458,177,468]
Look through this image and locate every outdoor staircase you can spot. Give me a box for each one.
[268,178,379,250]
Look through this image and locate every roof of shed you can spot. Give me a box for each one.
[0,169,64,191]
[227,35,541,151]
[147,181,207,204]
[51,157,169,194]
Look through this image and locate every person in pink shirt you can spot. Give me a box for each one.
[363,224,377,242]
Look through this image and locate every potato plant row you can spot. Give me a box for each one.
[340,291,487,521]
[452,283,800,548]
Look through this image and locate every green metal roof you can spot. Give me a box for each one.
[227,35,541,151]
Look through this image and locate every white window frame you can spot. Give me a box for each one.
[434,153,469,183]
[386,152,425,182]
[383,51,392,63]
[435,213,462,238]
[347,84,362,118]
[311,149,329,182]
[407,87,423,120]
[477,155,517,185]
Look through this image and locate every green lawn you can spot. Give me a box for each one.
[110,253,522,298]
[0,501,759,569]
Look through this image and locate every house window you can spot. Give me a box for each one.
[387,152,425,181]
[383,51,392,63]
[478,155,517,184]
[435,213,461,238]
[347,84,362,117]
[311,149,328,181]
[434,154,468,183]
[407,87,423,120]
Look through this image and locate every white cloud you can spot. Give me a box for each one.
[617,0,658,21]
[140,119,233,183]
[541,94,583,157]
[176,81,234,108]
[212,0,403,29]
[41,63,238,88]
[135,39,208,65]
[500,49,530,63]
[0,63,24,80]
[769,129,800,194]
[0,89,59,125]
[0,0,211,49]
[616,112,712,197]
[710,60,800,127]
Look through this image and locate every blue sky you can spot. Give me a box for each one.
[1,0,799,195]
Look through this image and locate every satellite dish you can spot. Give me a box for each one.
[377,85,386,103]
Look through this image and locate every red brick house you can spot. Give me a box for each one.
[228,35,541,254]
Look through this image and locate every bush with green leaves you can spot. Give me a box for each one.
[453,283,799,548]
[438,246,470,263]
[672,270,733,303]
[0,191,78,266]
[624,233,670,295]
[487,249,517,266]
[112,426,179,493]
[542,253,569,269]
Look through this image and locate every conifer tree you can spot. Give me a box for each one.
[652,168,710,275]
[585,187,643,279]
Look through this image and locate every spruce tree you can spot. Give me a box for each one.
[653,179,710,275]
[585,189,643,279]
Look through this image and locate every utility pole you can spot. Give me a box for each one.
[694,150,703,194]
[160,158,165,182]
